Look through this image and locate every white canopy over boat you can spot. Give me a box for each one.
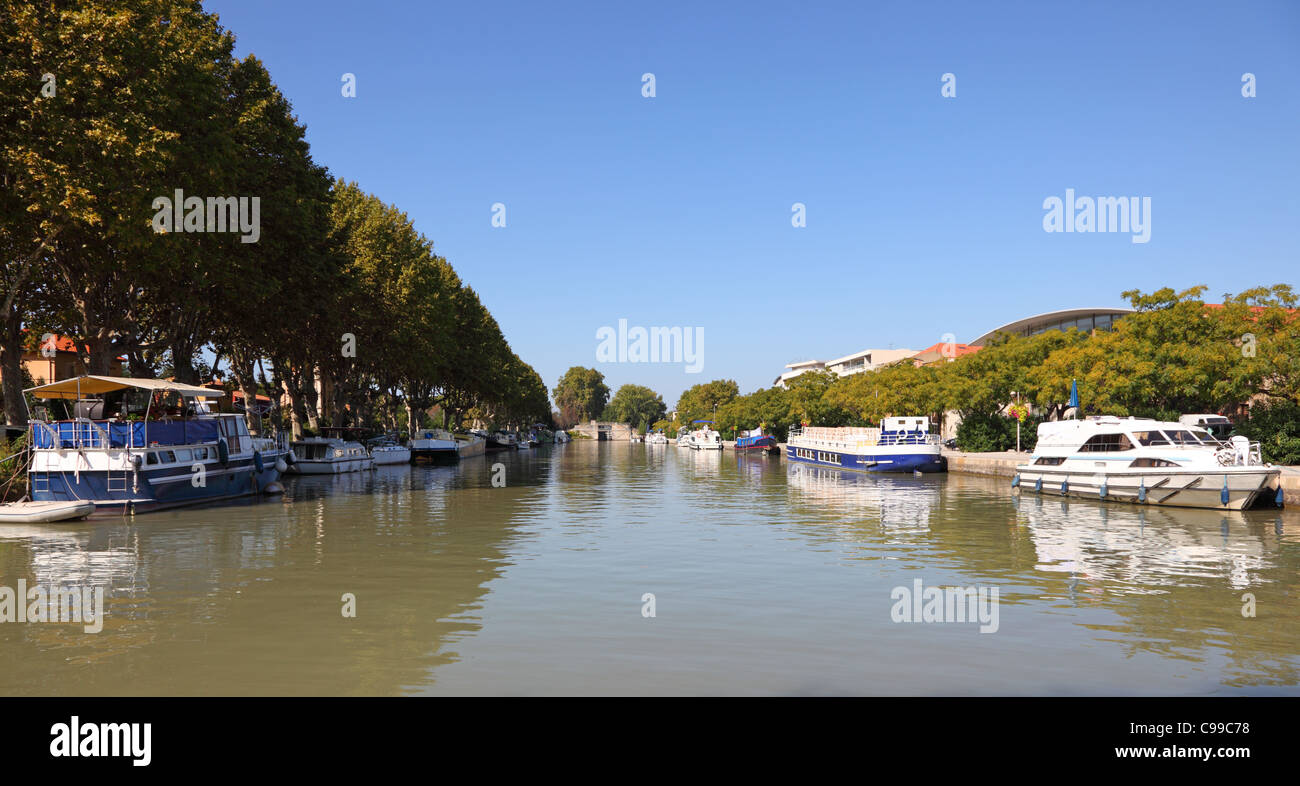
[25,375,220,400]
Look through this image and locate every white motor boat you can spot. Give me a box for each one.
[411,429,460,461]
[369,438,412,465]
[646,431,669,445]
[554,430,570,443]
[676,429,693,447]
[689,421,723,451]
[289,437,375,474]
[1014,416,1281,510]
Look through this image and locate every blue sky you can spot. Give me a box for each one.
[206,0,1299,407]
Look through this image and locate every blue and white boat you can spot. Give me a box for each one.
[25,375,290,516]
[734,427,778,454]
[785,416,946,473]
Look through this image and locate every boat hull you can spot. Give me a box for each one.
[1014,466,1279,510]
[786,445,946,473]
[289,456,374,474]
[370,448,412,465]
[30,452,287,515]
[735,435,778,453]
[457,438,486,458]
[0,501,96,524]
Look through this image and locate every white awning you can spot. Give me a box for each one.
[24,375,222,400]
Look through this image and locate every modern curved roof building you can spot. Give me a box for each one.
[969,307,1134,347]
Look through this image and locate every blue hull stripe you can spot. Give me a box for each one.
[785,446,946,474]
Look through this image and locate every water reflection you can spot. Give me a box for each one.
[0,443,1296,695]
[785,462,939,532]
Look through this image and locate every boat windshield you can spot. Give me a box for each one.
[1163,429,1204,445]
[1131,430,1170,446]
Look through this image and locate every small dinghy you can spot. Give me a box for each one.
[0,500,96,524]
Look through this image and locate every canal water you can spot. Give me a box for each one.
[2,441,1297,695]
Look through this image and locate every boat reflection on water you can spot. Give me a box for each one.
[682,445,723,478]
[1012,493,1286,592]
[785,461,939,532]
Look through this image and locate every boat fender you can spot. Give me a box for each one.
[1277,486,1285,508]
[286,450,296,465]
[217,437,230,466]
[1221,476,1230,507]
[1034,477,1042,493]
[1011,474,1020,488]
[1137,479,1147,504]
[254,450,264,474]
[1099,481,1107,500]
[129,454,143,468]
[1060,478,1069,496]
[275,458,288,474]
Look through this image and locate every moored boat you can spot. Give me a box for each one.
[25,375,290,514]
[1013,416,1281,510]
[486,431,517,452]
[410,429,460,462]
[646,430,669,445]
[734,427,778,454]
[456,432,487,457]
[0,500,96,524]
[288,437,375,474]
[786,417,946,473]
[368,436,412,465]
[689,420,723,451]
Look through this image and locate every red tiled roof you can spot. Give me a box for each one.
[915,342,982,358]
[22,330,127,360]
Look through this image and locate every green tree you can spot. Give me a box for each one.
[674,379,739,425]
[602,384,667,430]
[552,367,609,425]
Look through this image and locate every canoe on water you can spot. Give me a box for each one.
[0,501,97,524]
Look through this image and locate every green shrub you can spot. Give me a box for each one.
[956,412,1039,452]
[1236,401,1300,465]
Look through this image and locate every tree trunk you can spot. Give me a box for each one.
[1,310,28,427]
[228,347,259,436]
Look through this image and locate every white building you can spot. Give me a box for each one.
[773,348,916,388]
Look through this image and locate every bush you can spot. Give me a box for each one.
[956,412,1039,452]
[1236,401,1300,465]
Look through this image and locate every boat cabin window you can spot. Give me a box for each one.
[1130,457,1180,467]
[146,452,158,466]
[175,448,192,462]
[1033,456,1066,465]
[1078,433,1134,452]
[1163,429,1203,445]
[194,447,209,460]
[1131,431,1170,446]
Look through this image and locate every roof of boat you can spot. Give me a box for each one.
[25,375,221,400]
[1038,416,1212,435]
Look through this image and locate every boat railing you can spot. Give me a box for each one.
[789,425,939,448]
[29,418,223,450]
